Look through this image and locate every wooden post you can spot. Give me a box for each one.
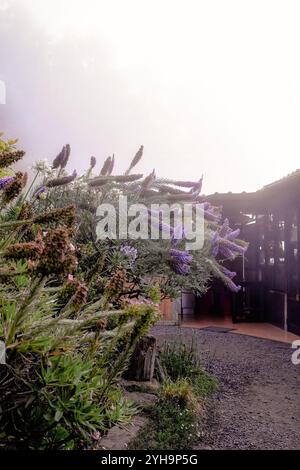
[124,336,157,381]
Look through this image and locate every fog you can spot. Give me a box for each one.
[1,0,300,194]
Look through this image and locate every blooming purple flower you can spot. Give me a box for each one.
[211,219,247,259]
[229,282,241,293]
[219,266,241,292]
[120,245,138,265]
[0,176,14,190]
[170,248,193,275]
[170,249,193,264]
[219,246,236,259]
[175,263,191,275]
[219,218,230,237]
[34,186,47,198]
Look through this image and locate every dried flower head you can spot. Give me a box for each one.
[88,173,143,187]
[60,144,71,169]
[0,150,25,168]
[108,154,115,175]
[95,317,107,331]
[100,156,112,176]
[2,172,24,204]
[70,281,88,311]
[22,172,28,188]
[37,227,77,276]
[33,205,76,226]
[52,146,66,169]
[125,145,143,174]
[141,169,156,190]
[18,202,33,221]
[4,241,44,261]
[105,267,127,299]
[57,278,78,305]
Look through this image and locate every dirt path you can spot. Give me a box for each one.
[151,325,300,450]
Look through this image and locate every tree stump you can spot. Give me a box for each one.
[124,335,157,381]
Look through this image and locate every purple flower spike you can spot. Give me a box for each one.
[219,218,230,237]
[227,228,240,240]
[221,238,247,255]
[211,219,247,260]
[219,246,235,259]
[212,245,219,258]
[219,265,237,279]
[230,283,242,293]
[170,248,193,275]
[211,231,219,244]
[211,231,220,257]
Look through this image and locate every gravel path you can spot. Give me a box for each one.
[151,325,300,450]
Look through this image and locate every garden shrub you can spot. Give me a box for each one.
[161,378,197,410]
[160,341,217,396]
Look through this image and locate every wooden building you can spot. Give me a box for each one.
[179,170,300,335]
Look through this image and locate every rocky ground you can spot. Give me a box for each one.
[151,325,300,450]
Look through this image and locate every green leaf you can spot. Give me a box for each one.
[54,410,63,422]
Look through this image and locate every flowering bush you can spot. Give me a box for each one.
[0,133,248,449]
[30,143,248,303]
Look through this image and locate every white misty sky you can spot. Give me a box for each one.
[1,0,300,194]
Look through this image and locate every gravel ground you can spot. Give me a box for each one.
[151,325,300,450]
